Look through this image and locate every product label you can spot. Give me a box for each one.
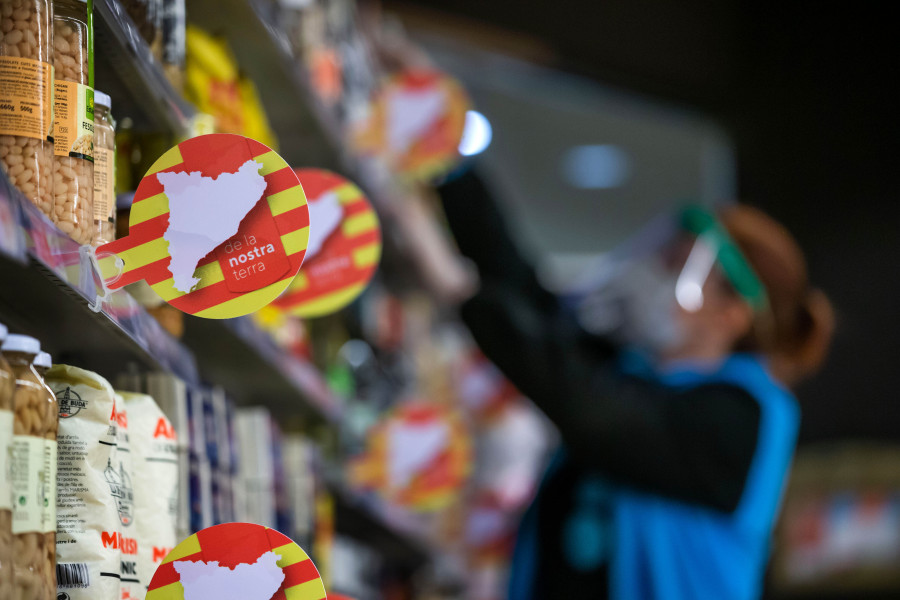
[0,410,13,511]
[93,147,114,222]
[49,370,122,600]
[0,56,54,141]
[53,80,94,159]
[43,439,57,532]
[11,435,45,533]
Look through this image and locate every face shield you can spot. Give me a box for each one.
[564,206,768,352]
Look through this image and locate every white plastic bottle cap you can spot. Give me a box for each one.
[1,334,41,355]
[35,351,52,369]
[94,90,112,110]
[0,322,7,341]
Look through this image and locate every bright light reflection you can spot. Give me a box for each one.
[676,280,704,312]
[458,110,493,156]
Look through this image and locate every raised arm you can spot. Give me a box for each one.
[439,169,762,511]
[461,283,761,512]
[437,169,551,305]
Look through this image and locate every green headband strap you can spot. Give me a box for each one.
[680,205,769,312]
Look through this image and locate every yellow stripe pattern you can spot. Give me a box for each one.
[284,579,327,600]
[288,283,367,318]
[342,211,378,237]
[335,182,363,204]
[268,185,307,215]
[144,147,184,176]
[353,242,381,269]
[118,238,170,271]
[273,536,325,599]
[253,150,284,176]
[273,541,310,566]
[130,192,170,225]
[162,534,200,563]
[194,274,296,319]
[151,260,225,302]
[281,226,310,256]
[144,581,184,600]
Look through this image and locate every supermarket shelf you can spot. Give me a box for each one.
[2,177,427,565]
[1,1,459,572]
[0,176,199,384]
[187,0,461,295]
[188,0,343,168]
[325,471,435,571]
[182,316,344,425]
[1,177,340,430]
[94,0,195,134]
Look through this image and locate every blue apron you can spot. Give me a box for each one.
[509,353,800,600]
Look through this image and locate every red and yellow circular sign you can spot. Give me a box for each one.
[146,522,325,600]
[273,169,381,318]
[352,69,469,181]
[350,401,472,511]
[456,350,520,424]
[97,134,310,319]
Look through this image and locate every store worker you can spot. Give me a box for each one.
[434,171,834,599]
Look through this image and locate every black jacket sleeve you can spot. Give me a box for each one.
[438,170,761,512]
[437,167,555,308]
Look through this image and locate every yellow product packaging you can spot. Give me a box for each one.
[238,76,277,151]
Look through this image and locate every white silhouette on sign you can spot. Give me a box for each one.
[387,88,447,156]
[173,550,285,600]
[305,191,343,261]
[159,159,268,293]
[388,421,449,489]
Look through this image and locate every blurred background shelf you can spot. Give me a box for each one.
[0,173,199,383]
[188,0,343,168]
[3,168,443,572]
[0,253,195,378]
[325,471,434,573]
[183,315,344,426]
[2,171,342,426]
[94,0,196,135]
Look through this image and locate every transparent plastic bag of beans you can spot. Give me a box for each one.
[52,0,93,245]
[0,0,55,218]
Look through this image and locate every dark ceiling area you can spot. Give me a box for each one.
[385,1,899,443]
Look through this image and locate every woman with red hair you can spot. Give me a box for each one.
[436,170,834,599]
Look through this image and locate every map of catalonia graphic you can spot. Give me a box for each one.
[173,551,284,600]
[158,159,267,293]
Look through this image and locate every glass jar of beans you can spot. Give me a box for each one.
[0,323,15,600]
[0,0,55,219]
[1,334,56,600]
[52,0,93,245]
[91,89,115,245]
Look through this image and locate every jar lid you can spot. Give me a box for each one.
[1,334,41,355]
[35,351,52,369]
[0,322,7,341]
[94,90,111,110]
